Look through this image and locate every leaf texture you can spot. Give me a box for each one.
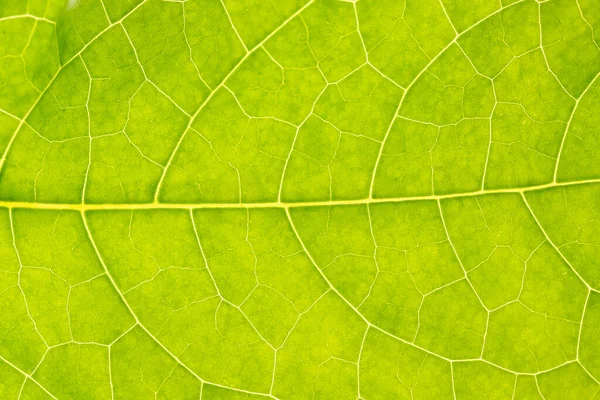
[0,0,600,398]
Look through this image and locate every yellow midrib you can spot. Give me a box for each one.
[0,178,597,210]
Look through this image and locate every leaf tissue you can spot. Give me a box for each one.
[0,0,600,398]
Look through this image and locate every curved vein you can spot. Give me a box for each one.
[81,210,278,399]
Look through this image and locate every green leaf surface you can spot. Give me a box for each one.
[1,0,600,398]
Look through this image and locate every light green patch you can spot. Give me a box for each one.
[160,89,296,203]
[0,210,47,374]
[441,0,500,33]
[416,280,487,359]
[203,384,270,399]
[20,266,71,346]
[290,205,376,306]
[86,209,208,292]
[538,362,600,400]
[526,184,600,290]
[56,0,109,64]
[486,50,575,189]
[519,242,587,322]
[314,64,403,141]
[458,0,539,78]
[227,48,326,126]
[0,359,25,398]
[69,275,135,344]
[28,55,89,141]
[193,208,327,309]
[240,285,299,348]
[273,291,366,400]
[183,0,246,88]
[441,194,545,271]
[540,0,600,98]
[557,79,600,182]
[358,246,422,341]
[281,115,381,201]
[357,0,455,87]
[82,25,145,138]
[0,19,59,118]
[33,343,111,399]
[359,328,453,400]
[580,292,600,382]
[222,0,309,50]
[12,209,103,285]
[467,247,524,310]
[484,301,580,373]
[453,361,516,399]
[111,326,202,399]
[401,44,480,125]
[300,0,365,83]
[375,117,491,197]
[514,376,543,400]
[0,112,19,157]
[102,0,142,22]
[123,0,210,114]
[20,379,53,400]
[373,118,441,197]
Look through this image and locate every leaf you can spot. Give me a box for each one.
[0,0,599,398]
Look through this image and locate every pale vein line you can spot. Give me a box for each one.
[450,362,457,400]
[511,374,518,400]
[99,0,111,24]
[356,326,370,398]
[0,14,55,24]
[535,375,546,399]
[576,291,600,386]
[0,107,22,122]
[481,77,498,190]
[577,289,591,359]
[438,0,458,36]
[80,56,93,205]
[0,178,598,211]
